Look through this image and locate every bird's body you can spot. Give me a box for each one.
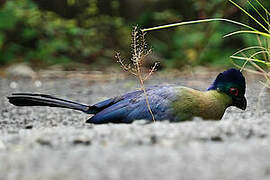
[7,68,247,124]
[87,85,233,123]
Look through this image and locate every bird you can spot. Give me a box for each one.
[7,68,247,124]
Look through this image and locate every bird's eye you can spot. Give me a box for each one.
[229,88,239,96]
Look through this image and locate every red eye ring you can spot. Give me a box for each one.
[229,88,239,96]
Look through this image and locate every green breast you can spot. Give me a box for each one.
[172,87,232,121]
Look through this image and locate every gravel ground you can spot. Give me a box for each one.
[1,71,270,180]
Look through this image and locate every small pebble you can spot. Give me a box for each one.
[10,81,18,89]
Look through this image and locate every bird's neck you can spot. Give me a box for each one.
[198,90,232,120]
[173,88,233,121]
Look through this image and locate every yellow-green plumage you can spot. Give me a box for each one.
[172,87,232,121]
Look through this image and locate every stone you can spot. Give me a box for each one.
[5,63,36,78]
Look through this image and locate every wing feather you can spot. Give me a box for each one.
[86,85,178,124]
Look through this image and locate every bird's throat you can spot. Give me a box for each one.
[199,90,232,120]
[172,88,232,121]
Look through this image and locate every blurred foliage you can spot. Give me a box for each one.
[0,0,129,67]
[0,0,269,69]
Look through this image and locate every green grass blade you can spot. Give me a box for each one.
[246,53,270,81]
[229,0,269,33]
[224,30,270,38]
[255,0,270,18]
[250,50,270,60]
[230,55,270,66]
[232,46,268,56]
[231,59,265,75]
[247,0,270,28]
[142,18,257,32]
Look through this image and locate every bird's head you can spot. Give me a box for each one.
[207,68,247,110]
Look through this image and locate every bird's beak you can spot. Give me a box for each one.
[234,96,247,110]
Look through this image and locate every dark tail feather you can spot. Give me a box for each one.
[7,93,92,114]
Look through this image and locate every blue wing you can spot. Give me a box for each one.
[86,85,178,124]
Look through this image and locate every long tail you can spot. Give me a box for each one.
[7,93,92,114]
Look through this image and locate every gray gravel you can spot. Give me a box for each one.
[1,72,270,180]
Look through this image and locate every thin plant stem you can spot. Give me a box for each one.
[142,18,257,32]
[229,0,269,33]
[232,46,268,56]
[255,0,270,18]
[257,36,268,61]
[116,26,158,122]
[230,55,270,66]
[224,30,270,38]
[247,0,270,28]
[137,68,156,122]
